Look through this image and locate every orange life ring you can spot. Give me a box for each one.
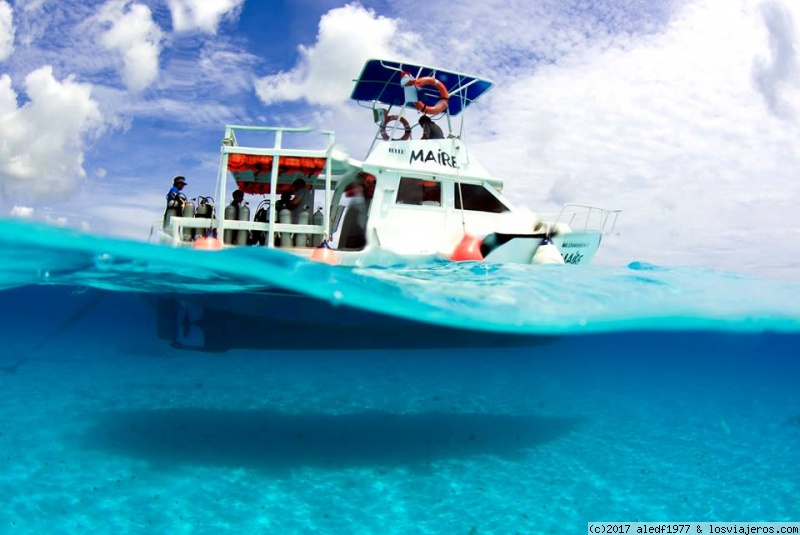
[412,77,449,115]
[380,115,411,141]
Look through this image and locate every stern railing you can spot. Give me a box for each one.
[544,204,621,235]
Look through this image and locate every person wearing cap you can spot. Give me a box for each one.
[418,115,444,140]
[167,175,188,207]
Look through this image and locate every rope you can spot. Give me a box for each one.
[453,138,466,232]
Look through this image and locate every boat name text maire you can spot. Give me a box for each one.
[409,149,458,169]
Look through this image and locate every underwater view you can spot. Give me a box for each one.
[1,219,799,534]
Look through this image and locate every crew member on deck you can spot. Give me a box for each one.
[285,178,310,223]
[163,175,187,229]
[229,189,244,209]
[166,175,187,207]
[419,115,444,140]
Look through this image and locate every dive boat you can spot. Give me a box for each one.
[158,59,620,266]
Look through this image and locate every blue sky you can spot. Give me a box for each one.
[1,0,799,279]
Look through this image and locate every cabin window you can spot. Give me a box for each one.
[396,177,441,207]
[455,183,510,213]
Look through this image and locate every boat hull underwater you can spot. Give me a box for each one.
[155,291,559,352]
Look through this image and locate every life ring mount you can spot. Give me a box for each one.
[380,114,411,141]
[402,73,449,115]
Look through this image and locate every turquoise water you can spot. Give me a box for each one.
[1,218,799,533]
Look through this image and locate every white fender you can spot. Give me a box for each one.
[532,241,565,265]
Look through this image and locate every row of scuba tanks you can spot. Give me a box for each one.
[230,200,325,248]
[164,195,215,242]
[166,194,325,247]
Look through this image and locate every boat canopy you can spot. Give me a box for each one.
[350,59,493,117]
[228,155,326,194]
[227,151,361,195]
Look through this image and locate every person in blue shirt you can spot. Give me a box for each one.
[167,175,187,206]
[163,175,188,229]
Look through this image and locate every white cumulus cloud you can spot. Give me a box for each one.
[167,0,243,34]
[255,3,428,107]
[0,0,13,61]
[96,0,163,92]
[10,205,33,218]
[0,67,103,201]
[753,0,800,119]
[468,0,800,278]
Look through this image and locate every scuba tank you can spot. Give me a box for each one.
[311,207,324,247]
[279,206,292,247]
[196,196,214,218]
[181,197,196,241]
[196,196,215,238]
[236,202,250,246]
[251,200,269,246]
[295,205,310,247]
[164,202,178,230]
[223,202,237,245]
[163,192,187,232]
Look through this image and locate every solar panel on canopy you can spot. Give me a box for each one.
[349,59,494,117]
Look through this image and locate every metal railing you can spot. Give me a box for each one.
[546,203,622,234]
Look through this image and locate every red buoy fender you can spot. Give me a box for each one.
[450,234,483,261]
[310,241,339,265]
[193,236,223,250]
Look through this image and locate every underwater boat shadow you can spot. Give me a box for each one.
[81,408,585,475]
